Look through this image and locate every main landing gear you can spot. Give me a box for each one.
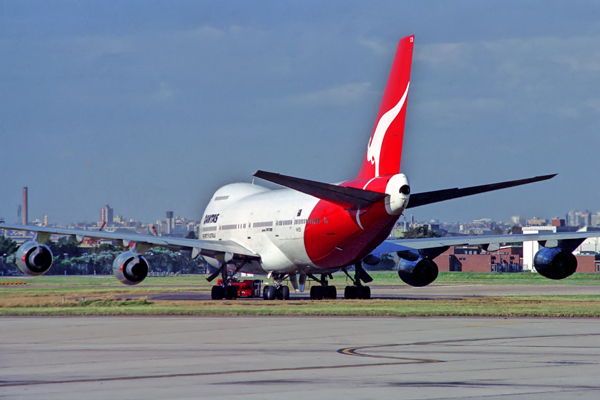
[342,261,373,300]
[207,260,244,300]
[263,273,290,300]
[307,273,337,300]
[211,284,238,300]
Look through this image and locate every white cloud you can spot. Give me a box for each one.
[416,97,505,127]
[287,82,372,107]
[585,99,600,114]
[414,35,600,123]
[359,38,391,55]
[152,82,176,102]
[416,41,473,68]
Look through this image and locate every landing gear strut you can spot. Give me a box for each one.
[343,261,372,299]
[207,260,245,300]
[263,273,290,300]
[307,273,337,300]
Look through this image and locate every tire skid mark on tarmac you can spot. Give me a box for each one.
[0,361,428,388]
[338,332,600,360]
[4,333,600,388]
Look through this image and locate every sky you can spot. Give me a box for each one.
[1,0,600,225]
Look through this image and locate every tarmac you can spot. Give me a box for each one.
[117,283,600,301]
[2,315,600,399]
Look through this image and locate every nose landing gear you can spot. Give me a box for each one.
[262,273,291,300]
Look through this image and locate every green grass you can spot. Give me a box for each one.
[2,273,600,317]
[2,296,600,317]
[435,271,600,285]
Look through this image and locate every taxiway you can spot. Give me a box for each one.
[2,316,600,399]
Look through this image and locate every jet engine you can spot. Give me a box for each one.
[112,251,149,285]
[397,257,439,287]
[533,247,577,280]
[16,241,54,276]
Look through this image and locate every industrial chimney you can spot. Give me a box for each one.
[23,187,28,225]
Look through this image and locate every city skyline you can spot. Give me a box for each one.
[2,1,600,224]
[10,197,600,231]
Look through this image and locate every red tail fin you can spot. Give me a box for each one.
[356,35,414,179]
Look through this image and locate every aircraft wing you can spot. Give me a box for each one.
[372,230,600,257]
[0,223,259,259]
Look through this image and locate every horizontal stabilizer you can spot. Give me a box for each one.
[253,170,387,210]
[407,174,557,209]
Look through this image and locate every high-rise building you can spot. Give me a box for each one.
[22,187,28,225]
[511,216,524,226]
[166,211,174,235]
[100,205,114,226]
[567,210,578,226]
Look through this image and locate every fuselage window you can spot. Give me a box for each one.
[220,224,237,231]
[253,221,273,228]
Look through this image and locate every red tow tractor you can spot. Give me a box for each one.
[216,279,262,298]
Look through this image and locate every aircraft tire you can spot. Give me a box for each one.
[344,286,358,299]
[211,285,225,300]
[358,286,371,300]
[264,285,277,300]
[281,285,290,300]
[310,286,324,300]
[325,285,337,299]
[225,285,238,300]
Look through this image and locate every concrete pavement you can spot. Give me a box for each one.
[2,316,600,399]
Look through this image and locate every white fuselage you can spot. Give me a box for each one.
[200,182,320,274]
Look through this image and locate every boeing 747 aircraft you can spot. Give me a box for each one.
[2,35,598,300]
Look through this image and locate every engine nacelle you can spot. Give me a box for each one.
[397,257,439,287]
[112,251,149,285]
[534,247,577,280]
[16,241,53,276]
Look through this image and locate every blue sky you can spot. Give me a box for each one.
[1,0,600,225]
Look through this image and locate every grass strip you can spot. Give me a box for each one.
[2,296,600,317]
[2,274,600,317]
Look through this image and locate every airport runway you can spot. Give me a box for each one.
[2,316,600,399]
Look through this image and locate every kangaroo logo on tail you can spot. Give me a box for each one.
[356,35,414,180]
[366,83,410,177]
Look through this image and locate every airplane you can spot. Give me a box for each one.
[2,35,599,300]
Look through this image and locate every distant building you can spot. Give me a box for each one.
[592,213,600,227]
[435,245,523,273]
[100,205,114,226]
[551,218,565,227]
[566,210,594,227]
[526,217,547,226]
[166,211,174,235]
